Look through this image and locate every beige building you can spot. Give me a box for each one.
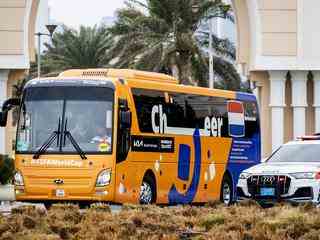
[0,0,39,154]
[233,0,320,157]
[0,0,318,158]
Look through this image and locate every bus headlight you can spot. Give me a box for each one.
[14,171,24,186]
[96,169,112,187]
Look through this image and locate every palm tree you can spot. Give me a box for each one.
[42,25,112,74]
[109,0,240,90]
[12,26,113,100]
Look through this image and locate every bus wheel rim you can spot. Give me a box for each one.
[140,182,152,204]
[223,183,231,204]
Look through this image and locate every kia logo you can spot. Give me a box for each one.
[54,179,64,185]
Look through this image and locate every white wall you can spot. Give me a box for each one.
[299,0,320,67]
[35,0,50,52]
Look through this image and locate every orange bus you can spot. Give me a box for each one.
[0,69,261,206]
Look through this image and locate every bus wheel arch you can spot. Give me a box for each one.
[140,170,157,204]
[220,170,234,205]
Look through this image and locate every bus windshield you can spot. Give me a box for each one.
[16,86,114,154]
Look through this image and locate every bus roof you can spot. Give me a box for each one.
[27,69,256,102]
[59,69,178,84]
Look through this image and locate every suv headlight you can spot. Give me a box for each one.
[290,172,316,179]
[96,169,112,187]
[239,172,251,179]
[14,171,24,186]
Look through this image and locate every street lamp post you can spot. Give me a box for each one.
[35,24,57,78]
[209,19,214,89]
[208,2,231,89]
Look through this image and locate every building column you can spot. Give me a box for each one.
[291,71,308,138]
[0,70,9,155]
[251,81,262,108]
[313,71,320,133]
[269,71,287,152]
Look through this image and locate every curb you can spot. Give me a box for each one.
[0,184,15,201]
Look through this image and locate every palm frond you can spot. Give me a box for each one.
[197,31,236,60]
[212,55,241,90]
[42,25,112,74]
[110,0,240,87]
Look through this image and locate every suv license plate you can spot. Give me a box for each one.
[56,189,65,197]
[260,188,275,196]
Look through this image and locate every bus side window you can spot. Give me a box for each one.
[132,89,166,133]
[184,95,228,137]
[244,101,259,137]
[165,93,187,129]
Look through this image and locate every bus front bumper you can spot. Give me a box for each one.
[14,185,114,202]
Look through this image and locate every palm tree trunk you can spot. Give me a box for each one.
[177,52,194,85]
[171,65,179,79]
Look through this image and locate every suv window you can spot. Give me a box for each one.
[268,143,320,162]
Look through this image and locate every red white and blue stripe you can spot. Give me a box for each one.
[228,101,245,137]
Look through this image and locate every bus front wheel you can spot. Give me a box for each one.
[139,175,156,204]
[220,174,233,205]
[43,202,52,210]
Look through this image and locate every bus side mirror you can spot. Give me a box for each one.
[117,99,131,163]
[118,99,132,130]
[0,112,8,127]
[0,98,20,127]
[119,110,132,130]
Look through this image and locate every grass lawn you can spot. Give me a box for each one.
[0,201,319,240]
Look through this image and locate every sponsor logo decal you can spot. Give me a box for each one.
[168,129,201,204]
[228,101,245,137]
[53,179,64,185]
[30,159,83,167]
[131,136,174,153]
[151,104,223,136]
[204,116,223,137]
[151,105,167,134]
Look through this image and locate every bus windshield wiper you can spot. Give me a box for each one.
[63,118,87,160]
[33,118,61,159]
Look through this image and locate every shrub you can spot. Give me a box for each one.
[0,155,14,185]
[200,214,225,231]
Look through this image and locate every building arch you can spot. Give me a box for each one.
[1,0,320,157]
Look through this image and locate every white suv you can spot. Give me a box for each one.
[237,135,320,204]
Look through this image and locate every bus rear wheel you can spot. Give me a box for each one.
[220,174,233,205]
[139,175,156,204]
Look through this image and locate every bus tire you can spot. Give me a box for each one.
[139,174,156,205]
[220,174,233,206]
[43,201,52,210]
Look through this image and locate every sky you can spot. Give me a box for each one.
[49,0,126,28]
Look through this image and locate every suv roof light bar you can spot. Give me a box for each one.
[297,133,320,141]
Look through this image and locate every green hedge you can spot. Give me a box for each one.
[0,155,14,184]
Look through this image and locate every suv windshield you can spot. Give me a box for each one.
[16,86,114,154]
[268,143,320,162]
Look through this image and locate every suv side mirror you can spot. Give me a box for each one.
[0,98,20,127]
